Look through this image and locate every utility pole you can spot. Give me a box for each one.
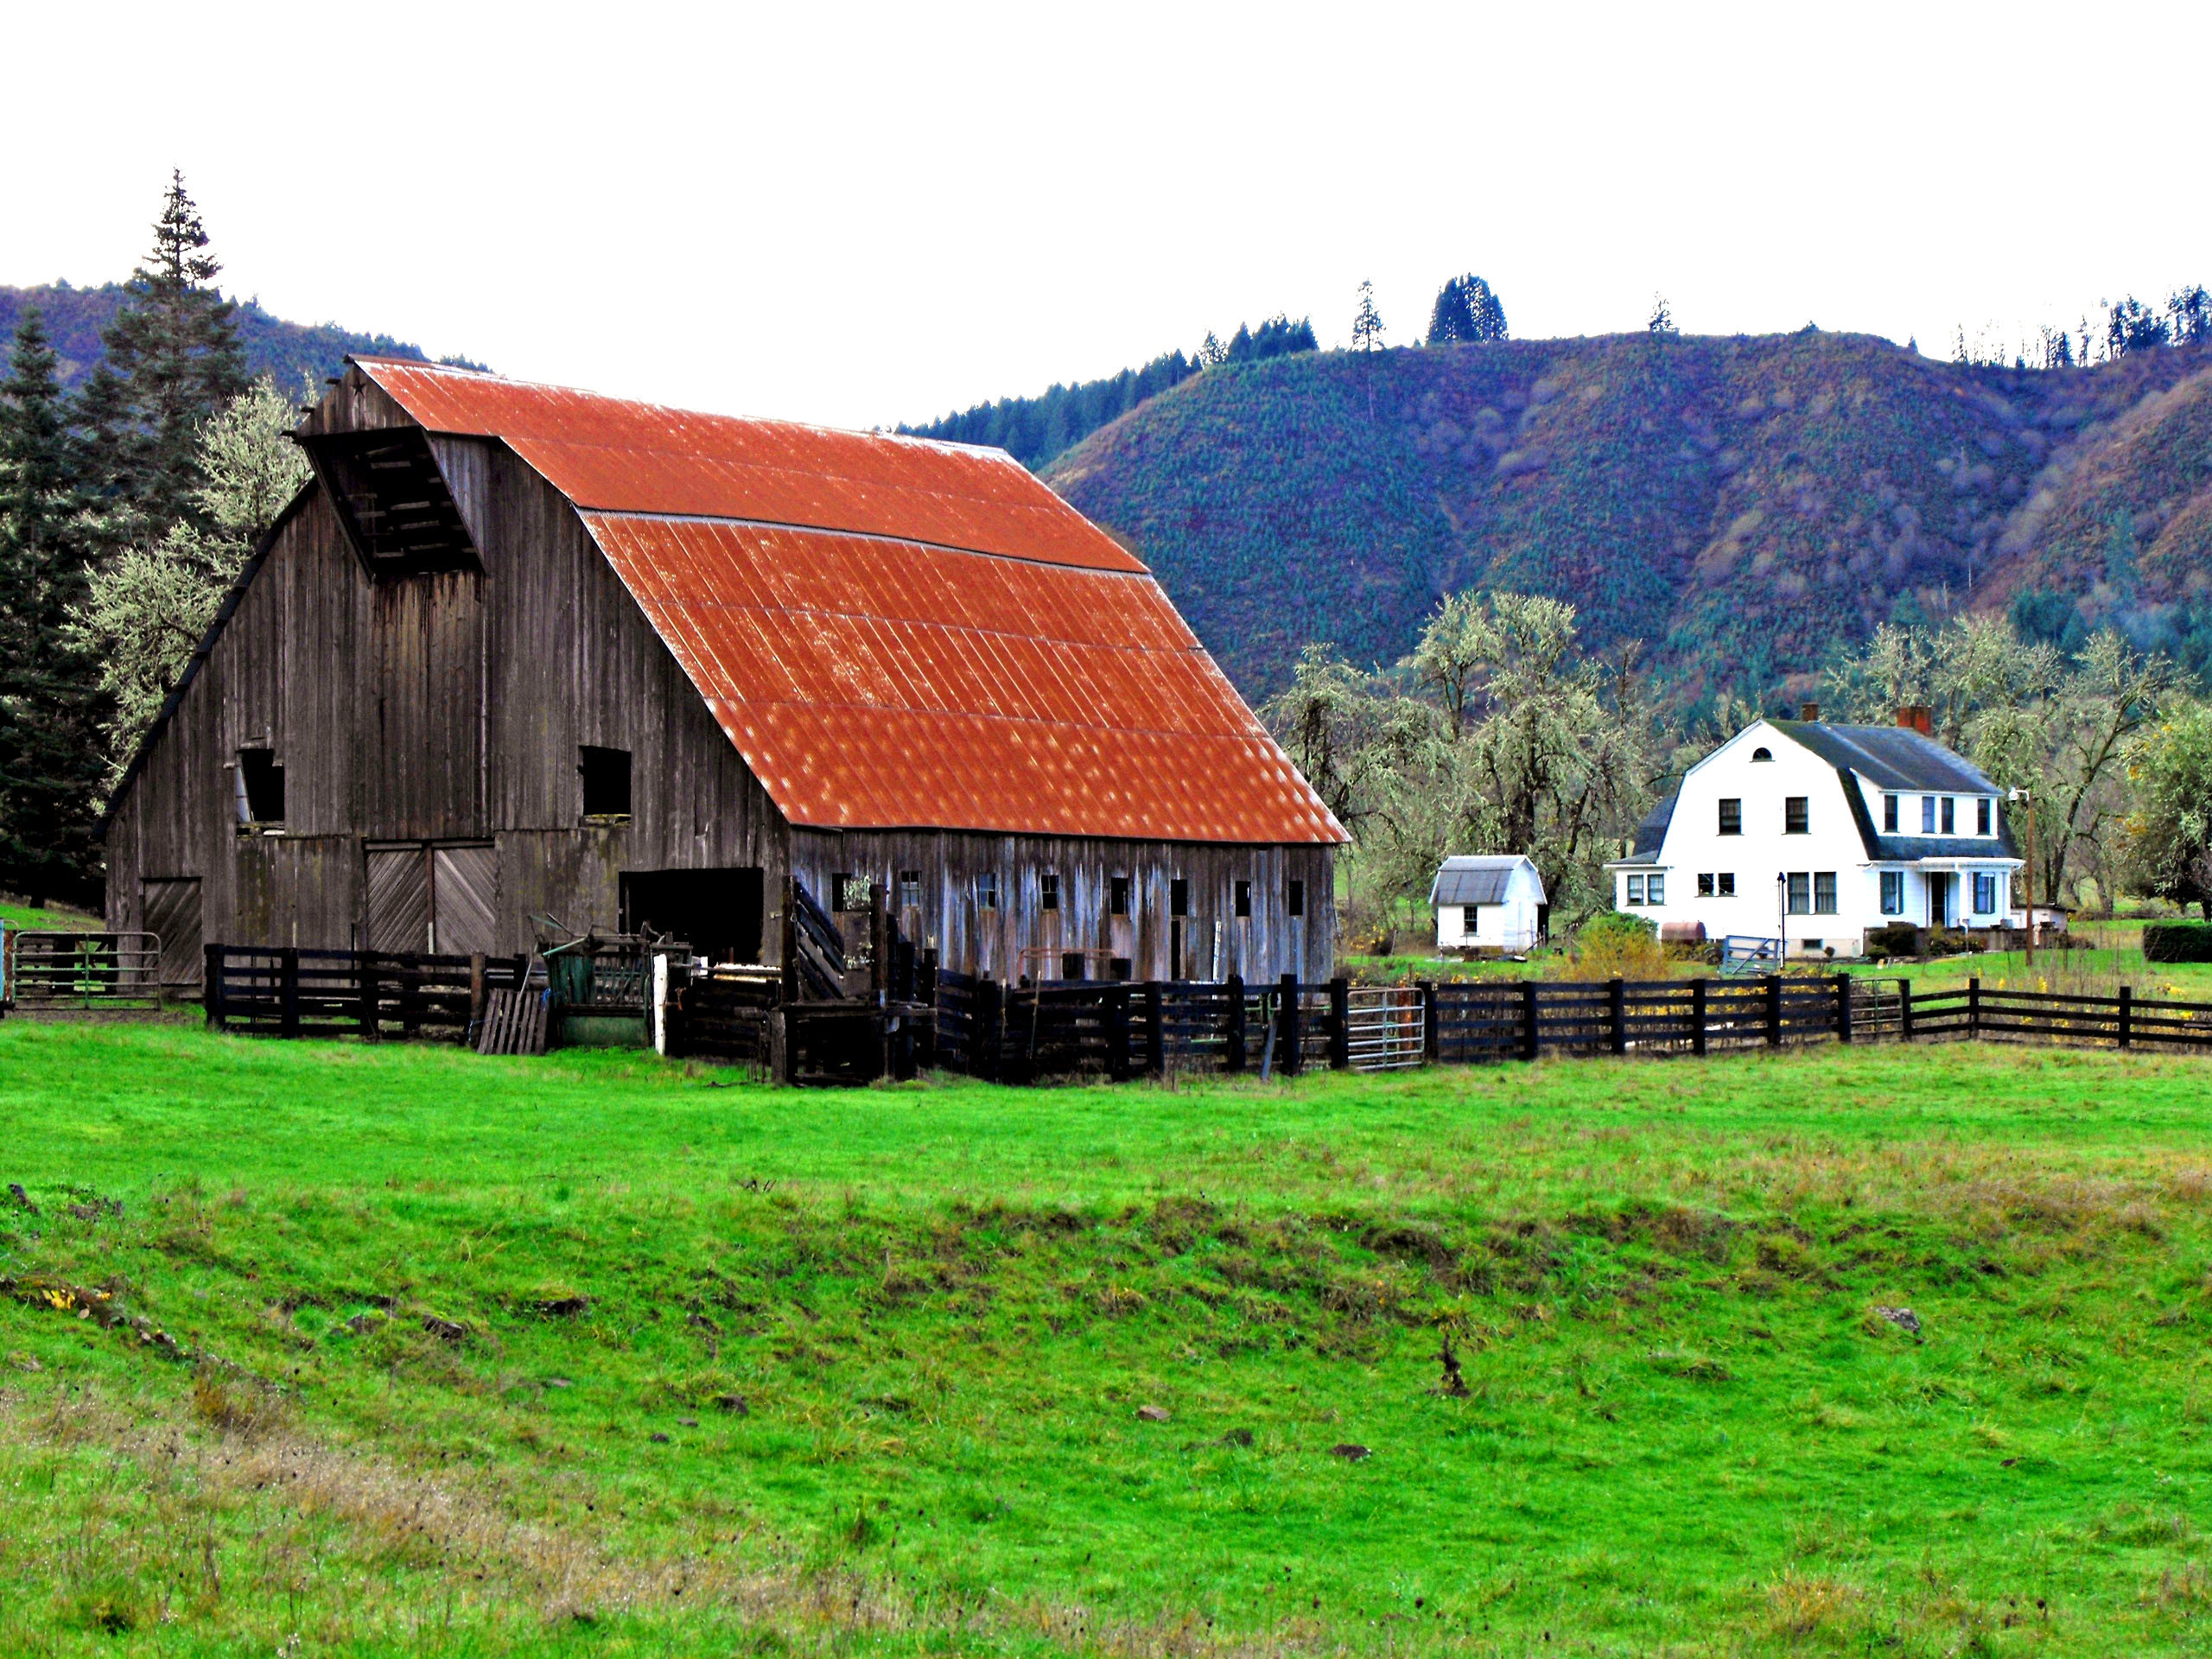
[2009,787,2036,969]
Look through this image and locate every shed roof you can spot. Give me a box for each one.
[1429,855,1544,906]
[346,359,1343,844]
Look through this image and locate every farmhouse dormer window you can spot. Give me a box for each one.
[1941,797,1955,834]
[1884,794,1899,832]
[1922,796,1937,833]
[1719,798,1742,836]
[1977,798,1992,836]
[1784,797,1808,835]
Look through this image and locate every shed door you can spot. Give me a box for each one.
[432,844,498,957]
[366,847,432,954]
[139,877,203,988]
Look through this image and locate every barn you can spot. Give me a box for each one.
[100,358,1344,991]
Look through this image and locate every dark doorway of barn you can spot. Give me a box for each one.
[620,868,765,964]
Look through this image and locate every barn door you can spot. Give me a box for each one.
[366,846,432,953]
[431,844,498,957]
[138,877,203,988]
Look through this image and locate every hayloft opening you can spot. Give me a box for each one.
[235,748,285,826]
[580,747,632,820]
[305,426,480,577]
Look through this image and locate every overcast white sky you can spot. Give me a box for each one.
[3,2,2203,430]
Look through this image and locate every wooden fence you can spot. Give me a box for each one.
[925,970,2212,1085]
[204,944,526,1041]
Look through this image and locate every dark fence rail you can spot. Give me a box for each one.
[923,971,2212,1084]
[206,944,526,1042]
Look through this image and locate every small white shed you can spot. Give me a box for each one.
[1429,855,1548,954]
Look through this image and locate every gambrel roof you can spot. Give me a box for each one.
[326,359,1346,846]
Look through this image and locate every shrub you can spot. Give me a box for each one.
[2145,921,2212,963]
[1864,923,1918,959]
[1560,912,1666,981]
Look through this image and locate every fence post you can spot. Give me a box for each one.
[1900,977,1915,1042]
[1421,981,1440,1064]
[280,947,301,1039]
[1329,977,1351,1070]
[1764,974,1782,1047]
[1609,976,1627,1056]
[977,977,1005,1084]
[1224,975,1245,1073]
[1521,978,1540,1062]
[1835,970,1853,1045]
[359,950,380,1041]
[1107,983,1132,1083]
[203,943,224,1030]
[1968,976,1980,1040]
[1691,977,1707,1057]
[1144,981,1166,1076]
[2119,984,2133,1049]
[1279,972,1301,1076]
[469,953,487,1034]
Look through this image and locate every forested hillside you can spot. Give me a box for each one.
[0,282,475,396]
[1045,331,2212,704]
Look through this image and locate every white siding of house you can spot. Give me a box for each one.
[1616,721,2015,956]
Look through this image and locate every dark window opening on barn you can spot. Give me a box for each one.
[580,747,632,820]
[304,425,480,579]
[977,871,999,910]
[620,868,765,964]
[1234,880,1251,918]
[1039,871,1060,911]
[236,749,284,826]
[1109,957,1132,980]
[897,870,921,909]
[1109,874,1130,915]
[1170,879,1190,918]
[833,873,874,912]
[1061,951,1086,981]
[1287,878,1305,917]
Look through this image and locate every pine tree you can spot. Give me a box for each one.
[0,309,107,906]
[1351,281,1386,353]
[78,170,249,555]
[1427,277,1476,345]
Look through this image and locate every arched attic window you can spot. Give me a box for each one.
[1751,747,1773,761]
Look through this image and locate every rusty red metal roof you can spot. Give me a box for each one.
[353,357,1139,573]
[346,359,1344,844]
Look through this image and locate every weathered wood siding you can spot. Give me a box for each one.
[106,425,785,957]
[791,830,1333,982]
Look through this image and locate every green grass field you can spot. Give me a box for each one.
[6,1021,2212,1655]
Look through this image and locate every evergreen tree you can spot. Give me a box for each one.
[1351,281,1386,353]
[78,171,249,555]
[1426,275,1507,344]
[0,309,107,906]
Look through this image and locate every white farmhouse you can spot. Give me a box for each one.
[1429,855,1548,954]
[1606,706,2023,957]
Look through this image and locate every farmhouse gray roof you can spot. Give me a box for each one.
[1771,720,1998,794]
[1429,855,1541,906]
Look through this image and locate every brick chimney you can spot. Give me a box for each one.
[1799,701,1820,722]
[1896,704,1933,735]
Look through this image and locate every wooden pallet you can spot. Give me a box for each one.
[475,988,548,1056]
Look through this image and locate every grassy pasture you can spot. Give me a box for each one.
[3,1022,2212,1655]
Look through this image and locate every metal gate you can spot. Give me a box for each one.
[3,931,164,1014]
[1344,985,1423,1071]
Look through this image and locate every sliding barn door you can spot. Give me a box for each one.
[138,877,203,988]
[366,847,432,954]
[431,843,498,957]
